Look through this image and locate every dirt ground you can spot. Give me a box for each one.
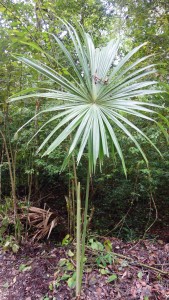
[0,238,168,300]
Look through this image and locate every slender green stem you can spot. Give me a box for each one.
[79,166,90,290]
[72,180,76,238]
[72,155,78,238]
[76,182,81,297]
[72,154,78,191]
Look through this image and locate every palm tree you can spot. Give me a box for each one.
[10,20,163,298]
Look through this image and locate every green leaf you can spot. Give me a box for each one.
[10,20,165,175]
[107,274,117,282]
[58,258,67,267]
[100,269,110,275]
[67,249,74,257]
[12,243,19,253]
[67,262,75,271]
[49,283,53,291]
[104,239,112,252]
[67,273,76,289]
[137,271,143,279]
[89,239,104,251]
[61,274,70,281]
[3,282,9,289]
[62,234,72,246]
[19,264,32,272]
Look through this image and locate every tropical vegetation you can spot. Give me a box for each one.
[0,1,168,299]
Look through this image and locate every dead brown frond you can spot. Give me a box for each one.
[20,206,59,241]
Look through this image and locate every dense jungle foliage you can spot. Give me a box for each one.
[0,0,169,245]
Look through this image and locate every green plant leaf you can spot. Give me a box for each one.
[3,282,9,289]
[49,283,53,291]
[12,243,19,253]
[58,258,68,267]
[137,271,143,279]
[68,249,74,257]
[19,264,32,272]
[104,239,112,252]
[107,274,117,282]
[67,272,76,289]
[100,269,110,275]
[62,234,72,246]
[10,21,165,174]
[61,274,70,281]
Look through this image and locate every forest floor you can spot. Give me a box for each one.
[0,237,168,300]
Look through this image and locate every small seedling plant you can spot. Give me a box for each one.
[49,237,118,294]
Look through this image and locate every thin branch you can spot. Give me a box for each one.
[86,246,169,276]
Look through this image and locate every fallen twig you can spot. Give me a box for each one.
[86,246,169,276]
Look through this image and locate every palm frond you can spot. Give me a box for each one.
[9,21,164,174]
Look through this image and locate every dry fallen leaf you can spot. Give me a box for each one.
[13,277,16,284]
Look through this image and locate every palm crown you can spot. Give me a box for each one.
[11,21,162,175]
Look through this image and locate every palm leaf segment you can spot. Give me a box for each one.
[11,21,162,175]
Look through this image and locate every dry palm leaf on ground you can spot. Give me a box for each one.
[20,206,60,241]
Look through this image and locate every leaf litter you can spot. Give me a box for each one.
[0,237,168,300]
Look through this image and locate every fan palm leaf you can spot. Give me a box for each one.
[10,20,163,175]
